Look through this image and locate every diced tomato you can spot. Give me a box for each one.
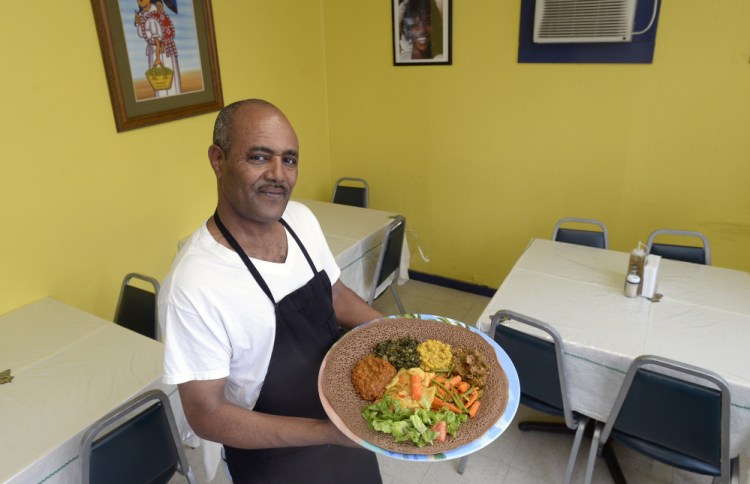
[431,420,447,443]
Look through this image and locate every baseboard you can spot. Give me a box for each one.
[407,271,497,297]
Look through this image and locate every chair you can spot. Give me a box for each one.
[552,217,609,249]
[114,273,160,340]
[583,355,738,484]
[646,229,711,265]
[458,310,589,482]
[80,389,196,484]
[332,177,369,208]
[367,215,406,314]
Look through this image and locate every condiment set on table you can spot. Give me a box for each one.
[624,242,661,300]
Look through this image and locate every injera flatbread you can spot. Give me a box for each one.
[320,317,508,455]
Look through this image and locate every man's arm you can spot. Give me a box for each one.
[332,280,384,330]
[178,378,356,449]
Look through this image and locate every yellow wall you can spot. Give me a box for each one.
[0,1,332,317]
[323,0,750,287]
[2,1,749,319]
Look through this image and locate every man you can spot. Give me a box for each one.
[160,99,383,483]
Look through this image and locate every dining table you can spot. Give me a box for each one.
[296,198,410,300]
[476,238,750,458]
[0,297,191,484]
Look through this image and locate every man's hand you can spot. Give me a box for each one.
[178,379,366,449]
[332,280,384,331]
[322,420,361,448]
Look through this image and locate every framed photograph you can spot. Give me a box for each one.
[91,0,223,132]
[392,0,452,66]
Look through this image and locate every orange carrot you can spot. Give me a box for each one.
[464,391,479,409]
[434,375,447,384]
[468,401,481,418]
[432,397,462,414]
[456,381,471,393]
[448,375,463,387]
[410,373,422,401]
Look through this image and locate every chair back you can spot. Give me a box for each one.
[601,355,730,478]
[332,177,369,208]
[114,273,160,340]
[491,310,576,429]
[80,389,195,484]
[646,229,711,265]
[366,215,402,298]
[552,217,609,249]
[375,216,406,287]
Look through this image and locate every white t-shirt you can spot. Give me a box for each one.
[160,201,340,410]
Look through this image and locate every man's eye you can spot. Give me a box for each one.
[284,157,298,166]
[249,155,268,163]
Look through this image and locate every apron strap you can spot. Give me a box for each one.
[279,218,317,273]
[213,210,276,304]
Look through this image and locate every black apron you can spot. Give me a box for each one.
[214,212,381,484]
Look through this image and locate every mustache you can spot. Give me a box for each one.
[258,183,289,194]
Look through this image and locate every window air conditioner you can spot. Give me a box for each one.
[534,0,639,43]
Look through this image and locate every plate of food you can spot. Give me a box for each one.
[318,314,520,461]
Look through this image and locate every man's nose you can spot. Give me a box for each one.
[265,157,285,181]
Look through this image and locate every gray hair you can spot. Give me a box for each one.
[212,99,279,152]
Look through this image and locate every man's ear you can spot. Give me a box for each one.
[208,144,224,177]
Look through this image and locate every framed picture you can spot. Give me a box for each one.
[91,0,223,132]
[392,0,452,66]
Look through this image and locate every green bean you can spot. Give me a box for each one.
[460,386,475,398]
[434,380,468,414]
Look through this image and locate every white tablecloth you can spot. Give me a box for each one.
[0,298,189,483]
[298,199,409,301]
[477,238,750,457]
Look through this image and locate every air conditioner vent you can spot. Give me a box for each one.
[534,0,638,43]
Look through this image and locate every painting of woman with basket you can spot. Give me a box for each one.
[134,0,182,98]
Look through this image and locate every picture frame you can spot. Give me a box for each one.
[392,0,452,66]
[91,0,223,132]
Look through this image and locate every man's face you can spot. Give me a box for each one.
[212,104,299,227]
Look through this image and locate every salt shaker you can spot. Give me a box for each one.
[625,266,640,298]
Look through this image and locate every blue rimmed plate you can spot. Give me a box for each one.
[318,314,520,461]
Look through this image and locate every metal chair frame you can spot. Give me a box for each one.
[367,215,406,314]
[80,389,196,484]
[646,229,712,265]
[114,272,161,340]
[583,355,736,484]
[332,177,370,208]
[458,310,589,482]
[552,217,609,249]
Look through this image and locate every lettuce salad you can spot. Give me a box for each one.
[362,395,468,447]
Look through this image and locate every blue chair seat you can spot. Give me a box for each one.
[645,229,711,265]
[552,217,609,249]
[583,355,735,484]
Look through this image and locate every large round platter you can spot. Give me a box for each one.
[318,314,520,461]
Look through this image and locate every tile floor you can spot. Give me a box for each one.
[172,280,748,483]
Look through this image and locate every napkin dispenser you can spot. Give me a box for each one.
[641,254,661,299]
